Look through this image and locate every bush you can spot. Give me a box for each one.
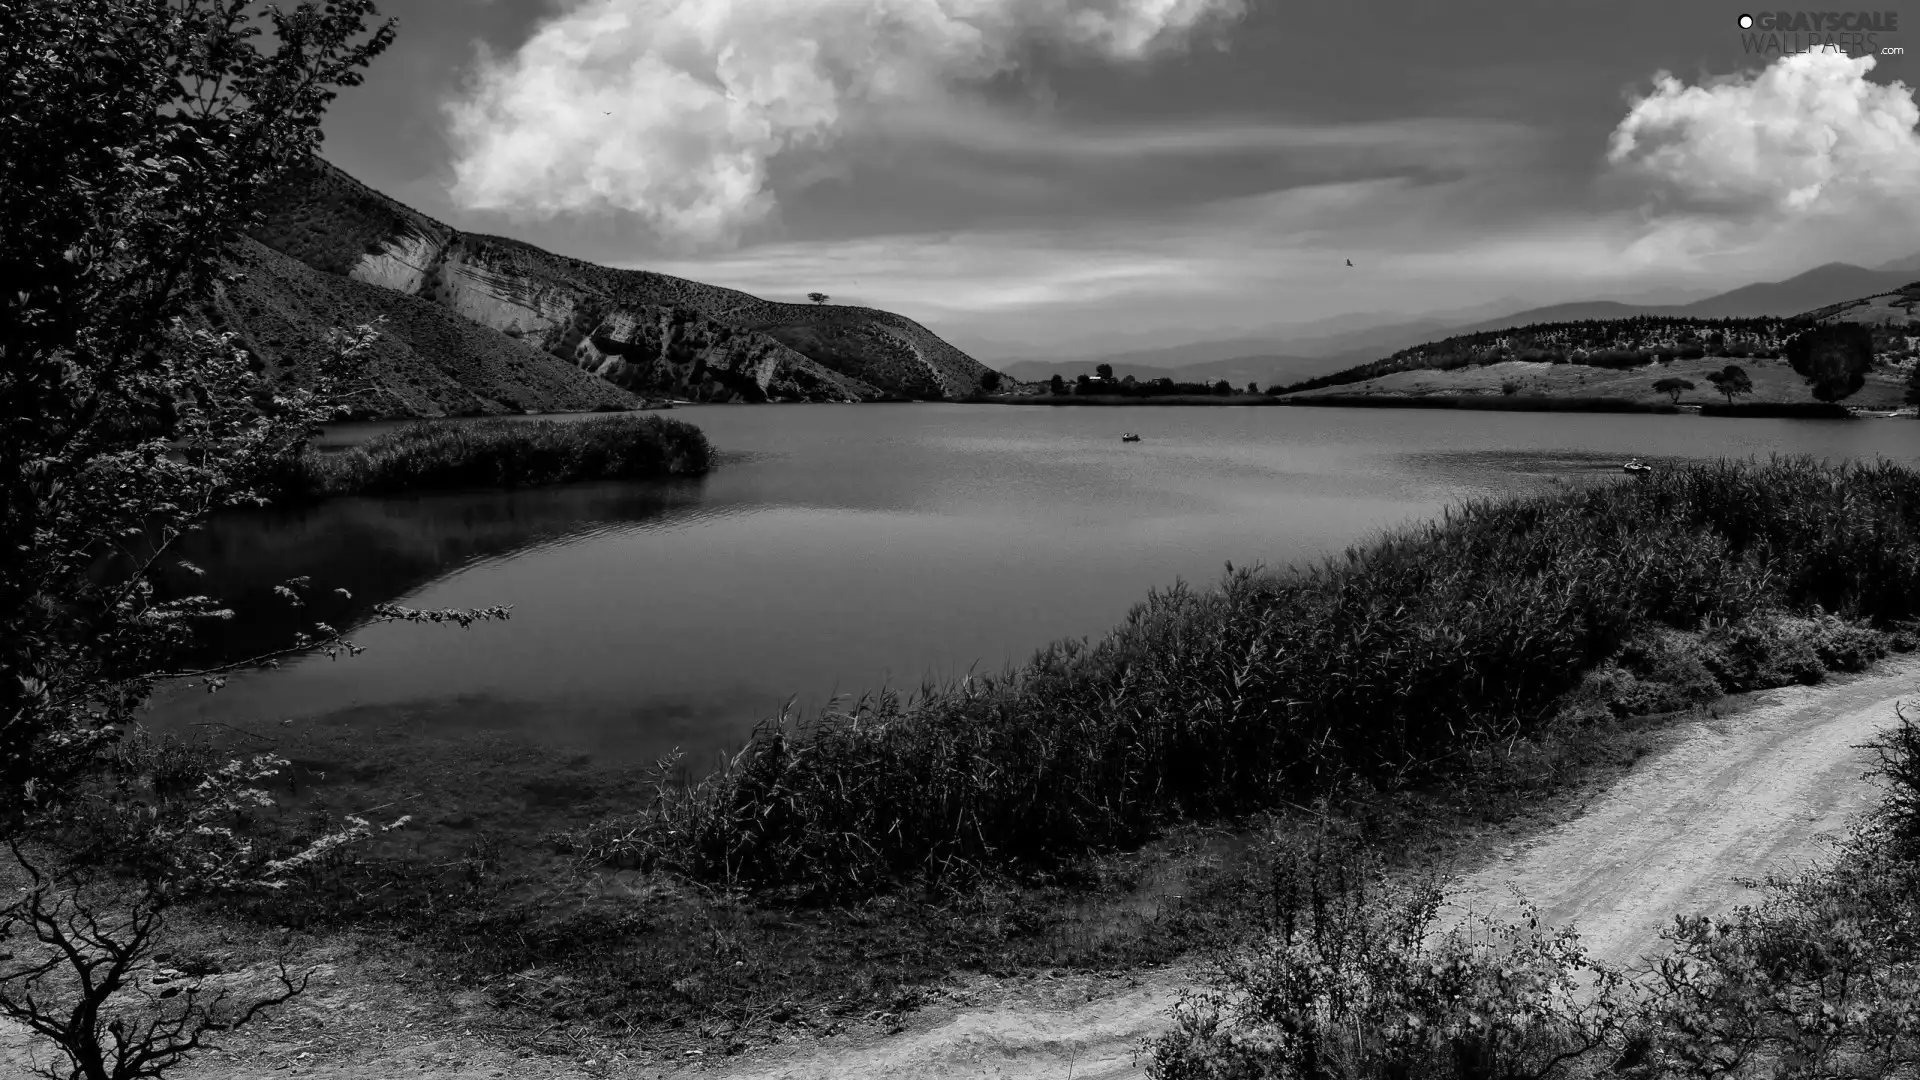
[572,457,1920,900]
[1147,834,1632,1080]
[289,414,712,497]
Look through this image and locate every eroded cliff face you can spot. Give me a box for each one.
[345,233,875,402]
[250,156,991,405]
[571,306,872,402]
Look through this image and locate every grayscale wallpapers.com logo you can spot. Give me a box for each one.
[1736,10,1905,55]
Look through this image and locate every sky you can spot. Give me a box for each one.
[314,0,1920,357]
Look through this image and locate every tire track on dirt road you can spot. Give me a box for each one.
[697,659,1920,1080]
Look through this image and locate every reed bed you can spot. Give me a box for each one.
[569,457,1920,900]
[291,414,712,497]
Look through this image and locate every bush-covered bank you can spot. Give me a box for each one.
[565,457,1920,903]
[284,414,712,498]
[1147,703,1920,1080]
[1277,394,1678,413]
[1697,400,1855,419]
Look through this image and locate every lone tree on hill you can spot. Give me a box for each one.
[807,292,829,305]
[1786,323,1874,402]
[1095,362,1114,381]
[1653,377,1696,404]
[1705,364,1754,405]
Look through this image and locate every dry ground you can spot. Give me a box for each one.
[4,659,1915,1080]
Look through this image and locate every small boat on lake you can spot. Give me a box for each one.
[1623,459,1652,473]
[1121,433,1142,442]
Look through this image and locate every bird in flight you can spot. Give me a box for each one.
[1346,259,1353,267]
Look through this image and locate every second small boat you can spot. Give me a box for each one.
[1121,433,1142,442]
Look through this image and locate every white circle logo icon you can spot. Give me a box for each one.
[1738,13,1754,27]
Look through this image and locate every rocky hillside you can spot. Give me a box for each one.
[199,237,640,417]
[244,157,997,406]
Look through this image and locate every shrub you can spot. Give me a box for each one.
[1146,834,1633,1080]
[572,458,1920,900]
[290,415,712,497]
[1786,323,1874,402]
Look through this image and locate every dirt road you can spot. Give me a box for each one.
[5,660,1914,1080]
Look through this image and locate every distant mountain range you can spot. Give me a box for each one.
[997,257,1920,389]
[219,157,995,416]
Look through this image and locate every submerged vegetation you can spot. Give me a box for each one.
[568,457,1920,902]
[286,414,713,498]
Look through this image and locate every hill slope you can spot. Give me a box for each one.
[200,236,641,417]
[1277,282,1920,404]
[244,157,997,406]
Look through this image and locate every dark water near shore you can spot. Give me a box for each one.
[143,404,1920,785]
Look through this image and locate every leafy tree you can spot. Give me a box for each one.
[1120,374,1137,388]
[807,292,828,305]
[1652,377,1695,404]
[1095,363,1114,381]
[977,371,1001,393]
[1705,364,1753,405]
[0,3,515,1076]
[1786,323,1874,402]
[1048,374,1065,396]
[1212,379,1232,396]
[1246,381,1259,394]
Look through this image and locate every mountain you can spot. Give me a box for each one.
[235,157,995,411]
[1439,263,1920,340]
[1877,252,1920,274]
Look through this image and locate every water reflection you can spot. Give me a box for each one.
[160,476,711,665]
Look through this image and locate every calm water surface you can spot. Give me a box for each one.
[143,404,1919,773]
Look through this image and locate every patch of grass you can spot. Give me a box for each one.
[286,415,711,498]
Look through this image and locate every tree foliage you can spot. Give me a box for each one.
[1785,323,1874,403]
[1706,364,1754,405]
[0,4,543,1076]
[1,0,398,830]
[1652,377,1696,404]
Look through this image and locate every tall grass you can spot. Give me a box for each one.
[570,457,1920,900]
[290,414,711,497]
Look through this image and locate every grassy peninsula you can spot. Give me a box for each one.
[285,414,713,499]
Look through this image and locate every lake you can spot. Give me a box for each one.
[141,405,1919,817]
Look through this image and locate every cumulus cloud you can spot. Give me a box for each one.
[441,0,1246,248]
[1604,51,1920,266]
